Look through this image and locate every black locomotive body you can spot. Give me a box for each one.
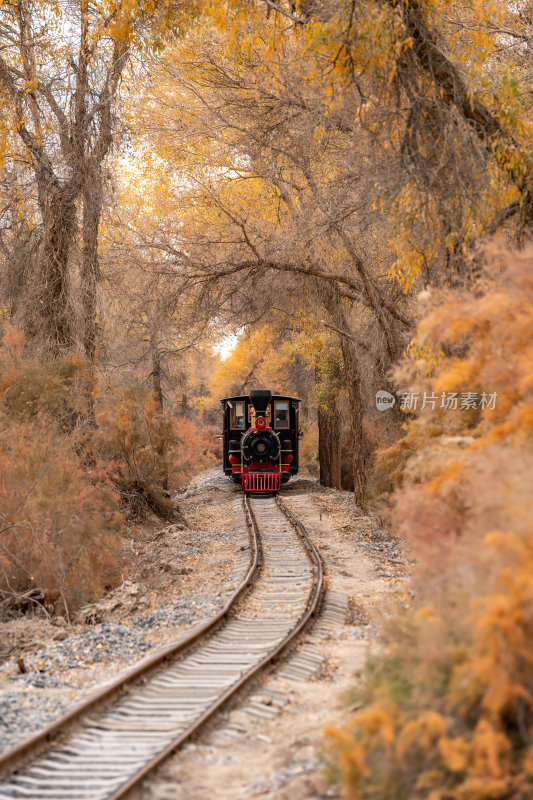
[221,389,301,493]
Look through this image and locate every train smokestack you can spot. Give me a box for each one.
[249,389,271,414]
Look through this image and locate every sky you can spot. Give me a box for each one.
[212,330,241,361]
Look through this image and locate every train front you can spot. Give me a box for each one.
[223,389,296,494]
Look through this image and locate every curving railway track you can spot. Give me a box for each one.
[0,495,324,800]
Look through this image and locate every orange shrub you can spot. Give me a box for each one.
[0,417,122,615]
[325,243,533,800]
[97,387,177,518]
[0,327,221,614]
[0,331,122,614]
[97,391,220,510]
[170,416,219,489]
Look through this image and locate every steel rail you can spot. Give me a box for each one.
[0,493,325,800]
[106,495,324,800]
[276,495,324,625]
[0,498,260,782]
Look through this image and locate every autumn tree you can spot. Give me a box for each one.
[0,0,190,357]
[101,176,222,487]
[247,0,533,285]
[119,13,413,506]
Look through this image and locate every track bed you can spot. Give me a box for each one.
[0,497,323,800]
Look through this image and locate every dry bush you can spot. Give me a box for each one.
[97,387,177,519]
[325,243,533,800]
[98,393,220,511]
[0,329,122,616]
[0,326,220,615]
[0,422,122,617]
[170,417,220,490]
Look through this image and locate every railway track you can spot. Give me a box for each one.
[0,495,324,800]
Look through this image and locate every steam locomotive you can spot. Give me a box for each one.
[221,389,301,493]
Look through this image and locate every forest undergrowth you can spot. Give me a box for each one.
[0,327,218,616]
[325,243,533,799]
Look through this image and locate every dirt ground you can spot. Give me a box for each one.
[0,473,244,666]
[0,472,251,751]
[140,476,410,800]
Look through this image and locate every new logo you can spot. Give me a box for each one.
[375,390,396,412]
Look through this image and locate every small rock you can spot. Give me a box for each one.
[294,744,315,762]
[250,693,272,706]
[53,630,68,641]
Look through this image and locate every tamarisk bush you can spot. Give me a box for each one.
[0,328,122,615]
[324,243,533,800]
[0,327,219,614]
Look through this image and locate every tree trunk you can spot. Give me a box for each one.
[318,403,341,489]
[151,337,168,492]
[33,186,76,353]
[341,336,366,510]
[151,340,164,416]
[319,282,367,510]
[81,174,102,363]
[77,170,103,426]
[4,228,38,321]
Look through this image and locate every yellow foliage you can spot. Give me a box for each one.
[349,703,396,746]
[204,324,290,404]
[439,735,470,773]
[396,711,448,760]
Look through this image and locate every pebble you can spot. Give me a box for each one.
[0,603,223,753]
[245,757,321,794]
[2,587,239,683]
[0,693,74,753]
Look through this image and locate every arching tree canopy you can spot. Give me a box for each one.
[1,2,533,793]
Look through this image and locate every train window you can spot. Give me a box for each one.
[274,400,289,429]
[231,401,246,429]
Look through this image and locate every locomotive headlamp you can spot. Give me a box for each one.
[256,416,266,429]
[241,428,280,464]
